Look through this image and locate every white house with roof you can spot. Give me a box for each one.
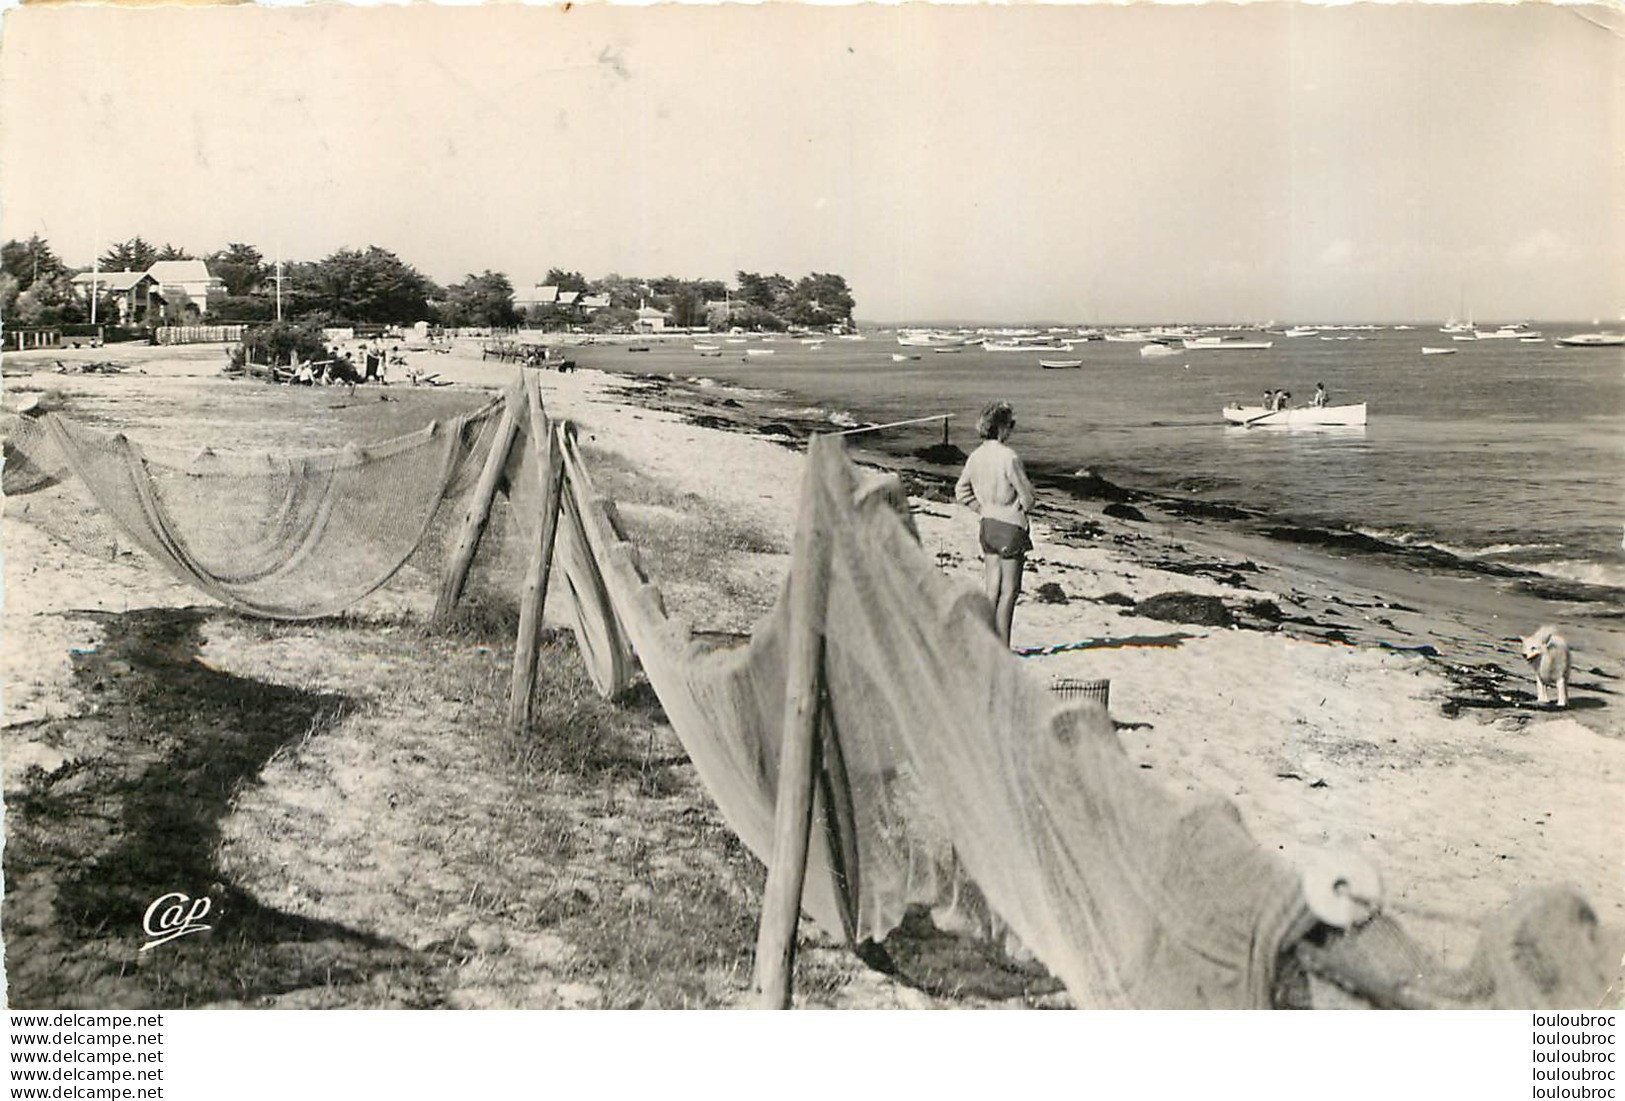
[513,284,561,311]
[146,260,225,317]
[634,303,670,332]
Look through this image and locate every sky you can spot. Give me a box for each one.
[0,2,1619,324]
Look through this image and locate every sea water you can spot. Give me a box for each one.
[584,328,1625,631]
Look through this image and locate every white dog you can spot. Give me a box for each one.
[1521,626,1571,708]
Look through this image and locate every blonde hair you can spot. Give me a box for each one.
[977,401,1016,440]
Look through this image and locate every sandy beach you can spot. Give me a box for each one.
[3,337,1620,1009]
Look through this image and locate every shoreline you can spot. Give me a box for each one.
[587,362,1624,738]
[4,342,1622,1002]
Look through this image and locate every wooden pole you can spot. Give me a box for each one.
[433,392,523,620]
[816,692,861,945]
[752,434,835,1009]
[828,413,955,439]
[508,376,566,730]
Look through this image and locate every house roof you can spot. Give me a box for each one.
[557,290,581,306]
[72,270,155,292]
[579,294,610,310]
[146,259,217,285]
[527,285,561,305]
[636,305,668,318]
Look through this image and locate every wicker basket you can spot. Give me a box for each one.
[1050,676,1110,710]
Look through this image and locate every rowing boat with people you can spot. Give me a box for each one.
[1222,402,1367,427]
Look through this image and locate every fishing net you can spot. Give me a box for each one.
[2,397,506,620]
[551,430,1621,1008]
[556,431,1311,1006]
[502,413,638,699]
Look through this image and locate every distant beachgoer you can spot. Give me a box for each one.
[1263,389,1275,411]
[1312,383,1328,408]
[1278,390,1292,410]
[955,401,1036,647]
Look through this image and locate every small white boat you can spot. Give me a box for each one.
[985,339,1073,353]
[1039,359,1083,370]
[891,352,921,362]
[745,349,775,357]
[1451,335,1478,342]
[934,346,963,354]
[694,342,722,353]
[1421,346,1458,356]
[1557,332,1625,347]
[1139,343,1179,358]
[897,330,967,348]
[1222,403,1367,427]
[1283,327,1320,338]
[1184,337,1275,350]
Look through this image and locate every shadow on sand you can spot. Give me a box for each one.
[4,607,442,1008]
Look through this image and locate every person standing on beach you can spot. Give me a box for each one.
[955,401,1035,647]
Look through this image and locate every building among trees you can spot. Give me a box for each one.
[147,259,225,318]
[69,270,160,324]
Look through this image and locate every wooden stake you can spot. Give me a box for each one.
[817,690,862,946]
[753,434,835,1009]
[508,377,566,730]
[434,392,522,620]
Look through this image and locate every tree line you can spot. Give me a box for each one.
[0,233,856,333]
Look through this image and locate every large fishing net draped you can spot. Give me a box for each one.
[551,429,1620,1009]
[3,397,506,619]
[554,430,1309,1006]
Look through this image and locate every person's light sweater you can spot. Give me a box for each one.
[954,439,1035,529]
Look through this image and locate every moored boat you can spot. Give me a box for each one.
[1222,402,1367,427]
[897,330,968,348]
[1139,343,1178,358]
[1474,326,1541,340]
[1039,359,1083,369]
[1557,332,1625,347]
[1184,337,1275,350]
[1421,346,1458,355]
